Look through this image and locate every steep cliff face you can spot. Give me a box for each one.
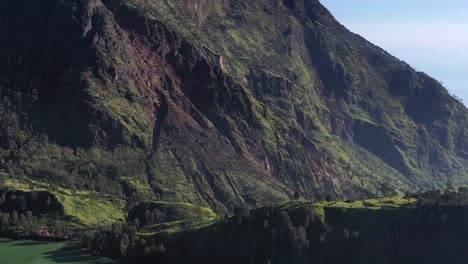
[0,0,466,210]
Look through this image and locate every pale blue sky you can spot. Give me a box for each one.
[321,0,468,105]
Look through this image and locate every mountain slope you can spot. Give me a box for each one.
[0,0,466,212]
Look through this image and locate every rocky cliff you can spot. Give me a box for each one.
[0,0,466,211]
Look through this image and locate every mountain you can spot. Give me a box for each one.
[0,0,466,215]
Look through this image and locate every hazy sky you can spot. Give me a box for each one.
[320,0,468,105]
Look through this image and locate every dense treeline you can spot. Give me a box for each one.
[80,204,324,263]
[0,189,71,238]
[79,220,166,261]
[409,183,468,205]
[79,202,365,263]
[0,211,37,231]
[0,209,71,239]
[78,185,468,264]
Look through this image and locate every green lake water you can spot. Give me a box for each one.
[0,238,117,264]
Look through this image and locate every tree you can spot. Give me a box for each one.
[112,222,123,234]
[445,179,455,193]
[274,211,302,262]
[380,181,398,197]
[150,244,165,256]
[10,210,18,225]
[120,233,130,257]
[295,226,309,248]
[133,218,140,229]
[19,213,27,227]
[234,204,251,224]
[0,213,9,231]
[145,209,151,225]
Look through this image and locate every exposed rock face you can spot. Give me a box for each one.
[0,0,466,210]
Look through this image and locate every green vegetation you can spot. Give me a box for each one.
[130,201,217,222]
[139,219,216,236]
[0,0,465,220]
[267,196,416,223]
[128,201,217,236]
[0,3,466,263]
[119,176,154,199]
[59,195,125,226]
[2,178,126,226]
[315,196,416,209]
[99,96,153,148]
[83,191,468,263]
[142,201,217,221]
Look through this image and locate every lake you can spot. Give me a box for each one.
[0,237,117,264]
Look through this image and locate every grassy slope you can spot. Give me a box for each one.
[1,176,216,231]
[2,178,126,226]
[269,196,417,223]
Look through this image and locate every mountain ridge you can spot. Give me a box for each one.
[0,0,466,213]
